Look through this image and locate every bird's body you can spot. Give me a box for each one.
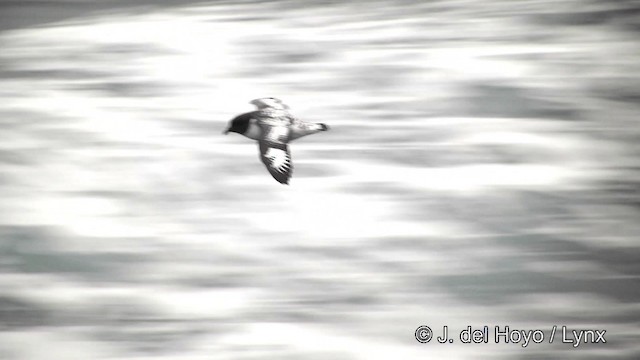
[224,98,329,184]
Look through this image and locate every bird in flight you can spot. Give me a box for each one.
[224,97,329,184]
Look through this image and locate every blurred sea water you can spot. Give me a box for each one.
[0,0,639,359]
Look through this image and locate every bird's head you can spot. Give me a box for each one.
[250,97,288,110]
[223,113,251,135]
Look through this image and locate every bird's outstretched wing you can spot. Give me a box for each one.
[252,99,295,184]
[250,97,289,110]
[259,140,292,184]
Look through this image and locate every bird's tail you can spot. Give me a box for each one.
[289,120,330,141]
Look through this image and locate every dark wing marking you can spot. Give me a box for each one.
[259,141,293,184]
[259,120,290,143]
[255,110,294,184]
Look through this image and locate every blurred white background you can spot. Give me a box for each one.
[0,0,639,359]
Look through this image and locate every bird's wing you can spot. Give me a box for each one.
[257,108,293,126]
[255,110,294,184]
[258,140,293,184]
[251,98,290,110]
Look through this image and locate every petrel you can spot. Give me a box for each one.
[223,97,329,184]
